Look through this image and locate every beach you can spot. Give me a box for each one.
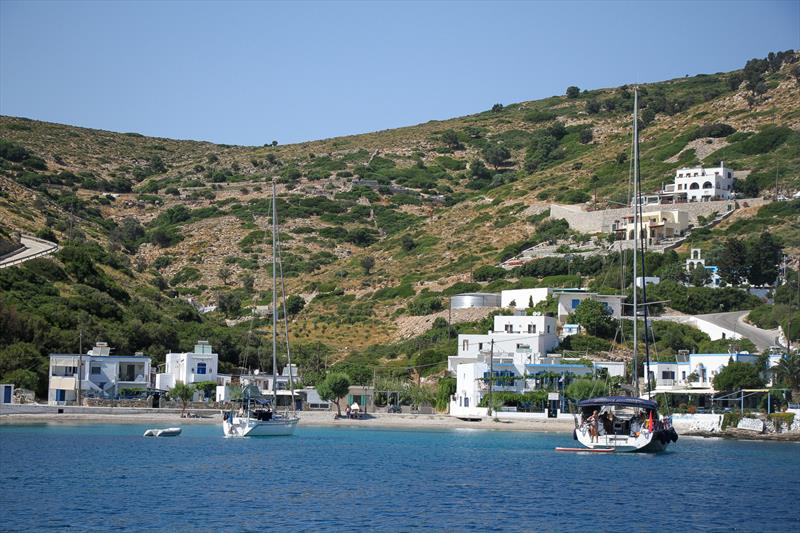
[0,405,577,432]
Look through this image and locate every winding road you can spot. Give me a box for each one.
[0,235,59,269]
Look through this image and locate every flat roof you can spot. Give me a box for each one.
[49,353,151,359]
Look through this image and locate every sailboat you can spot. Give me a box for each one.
[571,88,678,452]
[223,181,300,437]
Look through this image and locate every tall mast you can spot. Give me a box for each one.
[632,88,639,394]
[271,180,279,407]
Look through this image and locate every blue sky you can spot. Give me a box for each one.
[1,0,798,146]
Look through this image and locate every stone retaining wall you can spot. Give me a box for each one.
[550,198,768,234]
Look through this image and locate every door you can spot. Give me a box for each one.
[56,389,65,402]
[3,385,11,403]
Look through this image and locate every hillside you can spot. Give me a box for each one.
[1,50,799,393]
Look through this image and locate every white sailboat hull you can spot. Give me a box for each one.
[223,415,299,437]
[574,425,668,453]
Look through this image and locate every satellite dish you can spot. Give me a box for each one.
[254,369,260,375]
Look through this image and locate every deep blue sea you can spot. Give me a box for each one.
[1,424,799,532]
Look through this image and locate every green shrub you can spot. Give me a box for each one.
[688,123,736,140]
[523,110,556,123]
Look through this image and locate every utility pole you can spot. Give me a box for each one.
[76,328,83,406]
[487,339,495,416]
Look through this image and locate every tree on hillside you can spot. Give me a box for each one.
[571,299,617,339]
[585,99,601,114]
[217,291,242,318]
[317,372,351,417]
[170,382,195,416]
[240,272,255,293]
[285,294,305,316]
[717,239,749,285]
[566,86,580,98]
[440,130,462,150]
[580,128,594,145]
[712,361,764,392]
[360,256,375,275]
[481,144,511,169]
[218,266,232,285]
[491,103,504,112]
[747,231,782,286]
[470,159,491,180]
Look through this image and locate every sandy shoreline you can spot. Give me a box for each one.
[0,409,576,433]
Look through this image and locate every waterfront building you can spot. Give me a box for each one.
[48,342,151,405]
[649,352,784,395]
[238,364,303,409]
[448,312,622,417]
[155,340,231,401]
[1,383,14,404]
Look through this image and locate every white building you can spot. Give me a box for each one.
[686,248,721,288]
[648,352,775,394]
[500,288,552,310]
[1,383,14,404]
[673,163,734,202]
[554,290,625,324]
[156,340,218,390]
[156,340,231,401]
[48,342,151,405]
[238,364,303,409]
[449,312,598,417]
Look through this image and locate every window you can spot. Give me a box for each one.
[681,371,686,380]
[462,340,468,351]
[527,324,536,334]
[546,325,551,333]
[661,371,675,380]
[91,366,101,375]
[464,398,469,407]
[505,324,513,333]
[690,183,699,190]
[197,362,207,375]
[571,299,580,309]
[478,343,483,351]
[702,181,712,189]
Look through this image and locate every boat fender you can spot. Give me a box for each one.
[670,428,678,443]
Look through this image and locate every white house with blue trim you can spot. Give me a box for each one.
[448,312,622,417]
[48,342,152,405]
[648,352,783,394]
[554,289,625,323]
[156,340,221,392]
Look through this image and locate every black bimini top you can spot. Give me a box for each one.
[577,396,658,410]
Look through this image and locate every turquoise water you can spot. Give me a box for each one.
[1,424,799,532]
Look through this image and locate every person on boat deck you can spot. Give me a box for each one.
[604,411,615,433]
[630,415,642,437]
[587,410,599,442]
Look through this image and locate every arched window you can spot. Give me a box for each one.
[689,183,700,190]
[702,181,713,189]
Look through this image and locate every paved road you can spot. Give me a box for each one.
[695,310,780,352]
[0,236,59,269]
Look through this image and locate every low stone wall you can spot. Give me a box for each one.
[671,413,723,433]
